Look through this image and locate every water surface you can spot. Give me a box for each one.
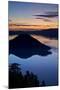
[9,48,58,86]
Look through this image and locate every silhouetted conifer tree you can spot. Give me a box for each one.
[9,63,40,89]
[41,80,46,86]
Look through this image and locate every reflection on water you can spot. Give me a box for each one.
[9,48,58,86]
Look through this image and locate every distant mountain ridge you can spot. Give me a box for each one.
[9,34,51,58]
[9,28,58,40]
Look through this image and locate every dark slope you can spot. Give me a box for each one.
[9,34,51,58]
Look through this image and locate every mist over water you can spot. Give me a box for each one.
[9,34,58,48]
[9,33,58,86]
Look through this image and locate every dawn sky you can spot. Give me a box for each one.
[8,1,58,30]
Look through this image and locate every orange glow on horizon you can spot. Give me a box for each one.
[9,22,58,31]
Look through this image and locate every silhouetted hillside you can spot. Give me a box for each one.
[9,63,46,89]
[9,34,51,58]
[9,28,58,39]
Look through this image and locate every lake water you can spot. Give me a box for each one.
[9,47,58,86]
[9,34,58,86]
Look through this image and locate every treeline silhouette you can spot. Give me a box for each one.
[9,63,46,89]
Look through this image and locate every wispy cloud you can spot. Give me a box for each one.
[34,11,58,18]
[35,17,51,22]
[9,23,33,26]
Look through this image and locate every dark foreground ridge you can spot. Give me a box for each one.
[9,34,51,58]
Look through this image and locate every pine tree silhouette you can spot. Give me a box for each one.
[41,80,46,86]
[9,63,40,89]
